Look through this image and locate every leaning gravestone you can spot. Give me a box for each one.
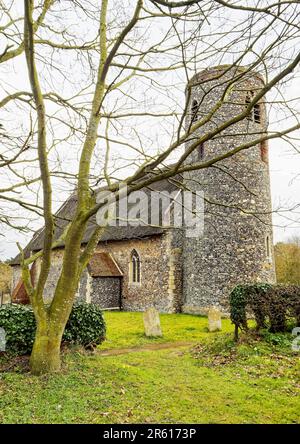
[143,307,162,337]
[208,307,222,332]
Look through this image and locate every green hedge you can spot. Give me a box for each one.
[64,303,106,347]
[0,303,106,354]
[230,283,300,340]
[0,304,36,354]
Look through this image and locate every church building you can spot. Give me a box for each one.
[10,66,276,314]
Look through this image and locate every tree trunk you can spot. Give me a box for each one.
[234,324,239,342]
[30,324,62,375]
[29,269,81,375]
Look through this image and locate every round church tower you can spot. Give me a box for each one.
[182,66,276,314]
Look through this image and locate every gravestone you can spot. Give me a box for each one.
[208,307,222,332]
[0,327,6,352]
[143,307,162,337]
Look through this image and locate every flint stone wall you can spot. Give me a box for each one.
[182,66,276,314]
[93,232,183,313]
[90,277,121,309]
[12,232,183,313]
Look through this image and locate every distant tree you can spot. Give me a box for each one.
[0,261,12,294]
[274,237,300,285]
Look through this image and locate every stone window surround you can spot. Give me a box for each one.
[266,235,272,264]
[129,249,142,286]
[191,99,199,122]
[246,90,262,124]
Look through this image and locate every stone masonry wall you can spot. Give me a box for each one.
[90,277,121,309]
[94,233,181,313]
[11,265,21,294]
[183,66,276,315]
[18,232,182,313]
[32,249,89,304]
[166,228,184,312]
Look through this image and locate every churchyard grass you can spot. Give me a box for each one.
[101,311,233,350]
[0,311,299,424]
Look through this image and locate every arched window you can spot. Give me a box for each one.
[191,99,199,122]
[131,249,141,283]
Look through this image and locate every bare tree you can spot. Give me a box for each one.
[1,0,300,374]
[0,1,52,233]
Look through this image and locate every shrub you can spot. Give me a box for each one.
[230,283,300,340]
[0,304,36,354]
[0,303,106,354]
[262,331,292,348]
[63,303,106,347]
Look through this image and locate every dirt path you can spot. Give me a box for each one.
[97,341,194,356]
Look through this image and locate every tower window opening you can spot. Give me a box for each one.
[266,235,271,262]
[254,103,261,123]
[260,139,268,163]
[131,249,141,283]
[191,99,199,122]
[198,142,204,160]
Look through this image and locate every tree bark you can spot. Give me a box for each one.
[30,323,62,375]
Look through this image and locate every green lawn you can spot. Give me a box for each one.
[101,311,234,350]
[0,311,299,424]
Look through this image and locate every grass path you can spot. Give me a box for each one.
[97,341,194,356]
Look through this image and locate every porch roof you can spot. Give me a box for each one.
[87,252,123,278]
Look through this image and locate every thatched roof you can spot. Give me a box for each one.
[11,174,182,265]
